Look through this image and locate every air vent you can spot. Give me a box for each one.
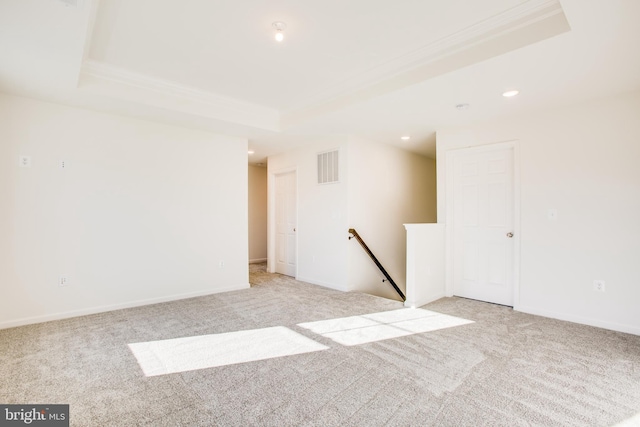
[317,149,339,184]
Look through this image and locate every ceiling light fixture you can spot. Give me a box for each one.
[272,22,286,42]
[248,150,255,154]
[502,90,520,98]
[401,136,411,141]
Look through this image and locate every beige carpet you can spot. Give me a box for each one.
[1,263,639,426]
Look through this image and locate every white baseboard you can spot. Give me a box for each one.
[296,276,348,292]
[405,292,446,309]
[0,283,250,330]
[249,258,267,264]
[516,305,640,336]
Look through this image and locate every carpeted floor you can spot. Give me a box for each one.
[1,263,639,426]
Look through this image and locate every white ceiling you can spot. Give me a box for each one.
[1,0,639,163]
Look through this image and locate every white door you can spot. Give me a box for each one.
[275,171,297,277]
[452,145,515,306]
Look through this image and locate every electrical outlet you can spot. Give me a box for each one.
[218,260,225,268]
[593,280,606,292]
[59,275,69,287]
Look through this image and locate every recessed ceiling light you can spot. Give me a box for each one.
[272,22,286,42]
[502,90,520,98]
[248,150,255,154]
[401,136,411,141]
[456,103,470,111]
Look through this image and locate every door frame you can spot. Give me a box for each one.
[268,167,298,276]
[444,140,521,308]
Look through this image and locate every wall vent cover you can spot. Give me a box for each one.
[317,149,339,184]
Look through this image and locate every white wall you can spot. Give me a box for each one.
[268,138,350,291]
[248,165,267,263]
[0,93,249,329]
[347,138,437,300]
[437,90,640,335]
[404,224,445,308]
[268,137,437,298]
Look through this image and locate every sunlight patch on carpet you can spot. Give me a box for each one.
[128,326,328,376]
[613,412,640,427]
[298,308,474,346]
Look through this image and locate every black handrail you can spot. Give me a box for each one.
[348,228,406,301]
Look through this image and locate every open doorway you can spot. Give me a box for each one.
[248,164,268,270]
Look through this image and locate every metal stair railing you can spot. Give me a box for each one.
[348,228,405,301]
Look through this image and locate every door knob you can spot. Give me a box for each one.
[506,232,514,238]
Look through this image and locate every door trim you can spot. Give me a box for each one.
[444,140,521,309]
[268,167,298,276]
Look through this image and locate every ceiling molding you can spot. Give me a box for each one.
[79,59,281,132]
[75,1,569,135]
[79,0,100,63]
[282,0,568,126]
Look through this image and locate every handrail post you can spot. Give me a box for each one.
[348,228,406,301]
